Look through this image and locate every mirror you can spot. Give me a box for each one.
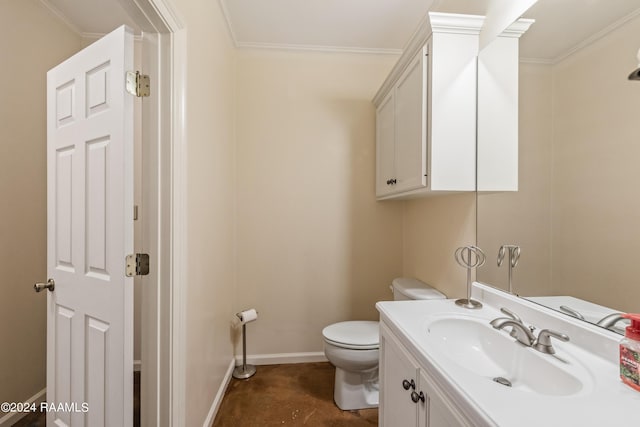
[476,0,640,334]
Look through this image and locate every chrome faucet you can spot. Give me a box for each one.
[499,307,523,324]
[490,308,570,354]
[490,307,527,338]
[597,312,627,329]
[490,318,537,346]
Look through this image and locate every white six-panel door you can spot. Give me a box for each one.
[46,26,134,427]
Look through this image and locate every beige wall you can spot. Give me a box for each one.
[551,14,640,312]
[235,50,402,355]
[168,0,237,424]
[477,62,554,297]
[402,194,476,299]
[0,0,81,417]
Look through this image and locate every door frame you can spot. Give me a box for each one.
[112,1,186,425]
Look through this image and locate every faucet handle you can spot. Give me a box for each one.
[500,307,523,324]
[534,329,570,354]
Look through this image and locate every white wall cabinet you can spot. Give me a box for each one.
[376,47,428,198]
[374,13,533,199]
[380,322,471,427]
[373,13,483,200]
[375,91,397,197]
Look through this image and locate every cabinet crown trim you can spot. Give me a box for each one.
[499,18,535,38]
[429,12,485,35]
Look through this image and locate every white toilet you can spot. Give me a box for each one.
[322,278,446,410]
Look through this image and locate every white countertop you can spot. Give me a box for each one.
[376,283,640,427]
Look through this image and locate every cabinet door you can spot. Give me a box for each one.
[380,329,419,426]
[394,48,428,194]
[423,372,470,427]
[376,91,396,197]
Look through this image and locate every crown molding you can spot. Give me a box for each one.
[552,6,640,64]
[218,0,239,47]
[501,18,535,38]
[520,57,553,65]
[38,0,82,35]
[235,42,401,55]
[429,12,484,35]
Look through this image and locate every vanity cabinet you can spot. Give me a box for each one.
[380,322,471,427]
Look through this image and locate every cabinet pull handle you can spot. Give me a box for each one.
[402,379,415,390]
[411,391,425,403]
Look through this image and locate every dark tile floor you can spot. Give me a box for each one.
[11,371,140,427]
[212,362,378,427]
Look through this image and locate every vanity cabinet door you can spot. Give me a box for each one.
[422,371,470,427]
[380,322,472,427]
[380,327,420,426]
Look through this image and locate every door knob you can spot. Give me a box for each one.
[34,278,55,293]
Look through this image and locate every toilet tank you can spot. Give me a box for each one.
[391,278,446,301]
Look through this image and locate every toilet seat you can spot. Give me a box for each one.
[322,321,379,350]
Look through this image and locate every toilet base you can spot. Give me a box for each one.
[333,366,379,410]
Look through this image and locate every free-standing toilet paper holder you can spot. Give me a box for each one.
[233,309,257,379]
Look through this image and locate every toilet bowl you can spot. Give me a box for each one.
[323,321,380,410]
[322,278,446,410]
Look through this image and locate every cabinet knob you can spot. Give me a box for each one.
[390,178,397,185]
[386,179,391,185]
[402,379,415,390]
[411,391,425,403]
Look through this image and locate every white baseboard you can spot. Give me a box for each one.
[0,388,46,427]
[234,351,328,366]
[134,360,141,372]
[202,358,235,427]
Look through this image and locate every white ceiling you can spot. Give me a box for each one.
[221,0,640,61]
[40,0,640,62]
[219,0,435,53]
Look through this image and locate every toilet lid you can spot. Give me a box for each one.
[392,277,446,300]
[322,321,379,348]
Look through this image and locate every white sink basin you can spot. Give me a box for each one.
[424,316,588,396]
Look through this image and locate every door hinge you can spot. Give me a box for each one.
[126,71,150,97]
[126,253,150,277]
